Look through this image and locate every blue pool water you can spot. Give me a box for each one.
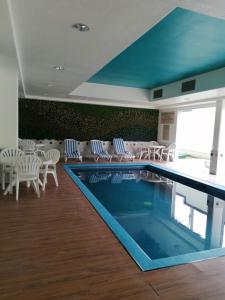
[65,164,225,271]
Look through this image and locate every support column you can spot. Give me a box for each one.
[209,99,225,175]
[0,66,18,149]
[205,196,225,248]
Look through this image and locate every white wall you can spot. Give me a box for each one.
[0,66,18,148]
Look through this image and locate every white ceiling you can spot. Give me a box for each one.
[3,0,225,108]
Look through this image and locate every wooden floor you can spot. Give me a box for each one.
[1,162,225,300]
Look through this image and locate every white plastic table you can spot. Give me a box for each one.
[141,145,165,161]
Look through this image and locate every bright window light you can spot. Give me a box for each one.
[177,107,216,156]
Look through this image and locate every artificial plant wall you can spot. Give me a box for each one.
[19,99,159,141]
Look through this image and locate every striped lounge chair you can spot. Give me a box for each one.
[113,138,135,162]
[90,140,112,162]
[64,139,82,162]
[111,173,123,184]
[89,173,111,184]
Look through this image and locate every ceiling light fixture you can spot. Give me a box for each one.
[54,66,64,71]
[47,83,54,87]
[72,23,90,32]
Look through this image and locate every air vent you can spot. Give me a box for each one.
[153,88,163,99]
[181,79,196,93]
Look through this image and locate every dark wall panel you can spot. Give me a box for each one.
[19,99,159,141]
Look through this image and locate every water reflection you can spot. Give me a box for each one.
[171,183,225,249]
[77,170,171,184]
[76,168,225,257]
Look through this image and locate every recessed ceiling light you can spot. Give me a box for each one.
[47,83,54,87]
[72,23,90,32]
[54,66,64,71]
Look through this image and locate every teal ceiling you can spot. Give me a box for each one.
[88,7,225,89]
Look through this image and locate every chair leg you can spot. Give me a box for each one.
[38,178,43,187]
[170,153,175,162]
[9,170,14,194]
[148,149,152,160]
[159,151,163,161]
[42,164,48,191]
[16,180,19,201]
[53,167,59,187]
[31,180,37,193]
[42,173,47,191]
[32,179,40,198]
[4,178,15,196]
[2,167,5,190]
[36,179,40,197]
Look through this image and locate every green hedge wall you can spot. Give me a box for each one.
[19,99,159,141]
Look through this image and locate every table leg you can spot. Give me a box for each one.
[148,148,151,160]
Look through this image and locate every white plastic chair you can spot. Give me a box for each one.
[20,139,36,154]
[161,143,176,161]
[18,138,23,149]
[11,155,42,201]
[0,148,25,190]
[139,141,159,160]
[151,141,159,145]
[139,147,150,160]
[40,149,60,191]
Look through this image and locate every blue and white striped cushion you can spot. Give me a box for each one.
[113,138,134,159]
[113,138,126,154]
[91,140,112,160]
[64,139,81,158]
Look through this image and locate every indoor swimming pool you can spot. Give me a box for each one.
[65,163,225,271]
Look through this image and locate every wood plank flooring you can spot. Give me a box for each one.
[1,162,225,299]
